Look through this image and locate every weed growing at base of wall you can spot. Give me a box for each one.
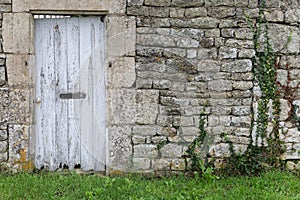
[220,0,285,176]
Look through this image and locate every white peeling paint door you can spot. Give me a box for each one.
[35,16,106,171]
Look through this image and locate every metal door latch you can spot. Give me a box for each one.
[59,92,86,99]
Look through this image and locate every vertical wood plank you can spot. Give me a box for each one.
[34,19,43,169]
[79,17,94,170]
[90,17,106,171]
[66,17,81,169]
[39,19,57,170]
[54,19,69,168]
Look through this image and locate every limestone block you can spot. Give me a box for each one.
[127,0,144,6]
[219,46,237,59]
[232,106,251,116]
[181,117,194,126]
[185,7,207,18]
[205,0,234,6]
[0,67,6,86]
[208,7,236,19]
[144,0,171,6]
[6,54,34,86]
[248,0,258,8]
[280,99,291,121]
[137,17,171,28]
[149,7,170,17]
[285,9,300,24]
[187,49,197,58]
[156,115,173,127]
[204,28,221,38]
[136,78,153,89]
[219,20,238,28]
[180,127,199,136]
[0,0,12,3]
[176,38,199,48]
[137,34,176,48]
[107,57,136,89]
[290,69,300,80]
[285,143,300,160]
[264,10,284,22]
[8,124,29,163]
[197,59,220,72]
[152,158,171,170]
[200,38,214,48]
[231,116,251,128]
[233,81,253,90]
[170,159,186,170]
[108,89,137,125]
[0,4,11,12]
[0,152,7,162]
[208,115,219,127]
[0,130,7,141]
[109,126,133,170]
[227,135,250,145]
[171,28,204,41]
[235,128,251,137]
[158,127,177,137]
[265,0,281,8]
[285,128,300,143]
[160,96,180,107]
[136,90,159,125]
[286,161,296,170]
[264,24,299,53]
[170,17,219,29]
[184,106,203,116]
[151,136,167,144]
[238,49,256,58]
[160,143,183,158]
[293,100,300,118]
[13,0,126,14]
[132,136,146,145]
[232,72,254,81]
[170,8,185,18]
[211,106,232,115]
[221,59,252,73]
[172,0,204,7]
[209,143,230,157]
[235,28,253,40]
[197,48,218,59]
[221,28,235,38]
[133,158,151,170]
[208,80,232,92]
[3,13,33,54]
[7,89,30,124]
[219,116,231,126]
[0,140,8,153]
[225,39,253,49]
[133,125,157,136]
[234,0,248,7]
[107,16,136,57]
[134,144,158,158]
[153,80,171,89]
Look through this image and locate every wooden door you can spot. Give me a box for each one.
[35,16,106,171]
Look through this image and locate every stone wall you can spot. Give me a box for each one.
[0,0,300,173]
[123,0,300,172]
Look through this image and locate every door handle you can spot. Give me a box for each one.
[59,92,86,99]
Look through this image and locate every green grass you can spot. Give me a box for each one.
[0,171,299,199]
